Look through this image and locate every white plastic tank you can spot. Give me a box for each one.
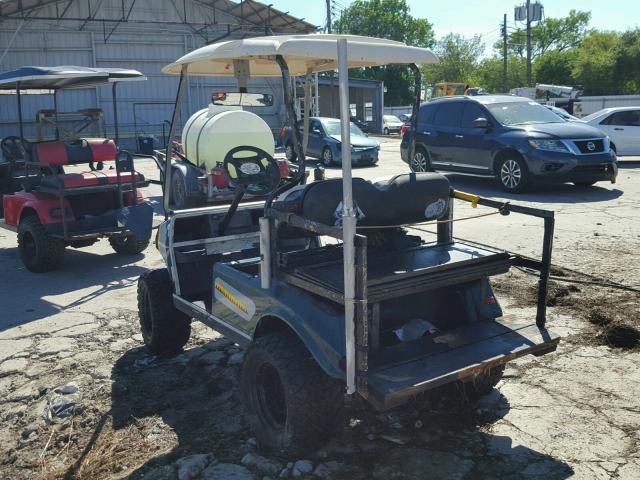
[182,106,275,171]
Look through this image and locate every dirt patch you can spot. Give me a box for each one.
[492,269,640,351]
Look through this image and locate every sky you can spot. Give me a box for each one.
[273,0,640,55]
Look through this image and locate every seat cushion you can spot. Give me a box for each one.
[33,138,116,166]
[39,170,145,190]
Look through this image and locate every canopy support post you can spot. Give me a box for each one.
[16,81,24,139]
[112,82,120,146]
[408,63,421,169]
[53,90,60,140]
[338,38,357,396]
[276,54,305,184]
[163,65,188,217]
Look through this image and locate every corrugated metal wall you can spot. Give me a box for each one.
[0,0,287,149]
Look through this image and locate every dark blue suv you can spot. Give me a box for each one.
[400,95,618,192]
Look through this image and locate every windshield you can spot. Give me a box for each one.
[486,101,566,126]
[384,115,401,123]
[322,119,366,137]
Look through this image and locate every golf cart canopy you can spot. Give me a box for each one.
[163,34,438,76]
[0,66,145,91]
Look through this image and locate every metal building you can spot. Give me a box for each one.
[0,0,317,149]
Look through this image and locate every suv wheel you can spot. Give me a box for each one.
[410,147,431,172]
[137,268,191,357]
[498,156,529,193]
[285,142,297,162]
[241,332,344,454]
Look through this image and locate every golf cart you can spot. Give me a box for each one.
[0,66,154,272]
[137,34,560,453]
[154,91,293,210]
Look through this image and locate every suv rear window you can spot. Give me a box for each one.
[433,102,465,127]
[418,104,436,124]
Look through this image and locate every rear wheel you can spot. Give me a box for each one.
[285,142,297,162]
[458,365,505,398]
[241,332,344,454]
[383,127,390,135]
[17,216,65,272]
[410,146,431,172]
[497,156,529,193]
[109,236,149,255]
[169,167,188,209]
[137,268,191,357]
[322,147,334,167]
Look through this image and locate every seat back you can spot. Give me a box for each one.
[274,173,451,227]
[32,138,116,167]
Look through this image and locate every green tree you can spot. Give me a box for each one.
[534,50,576,85]
[500,10,591,59]
[613,29,640,94]
[333,0,434,105]
[475,56,528,92]
[422,34,484,87]
[571,31,619,95]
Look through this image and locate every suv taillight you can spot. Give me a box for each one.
[401,124,410,136]
[279,126,286,138]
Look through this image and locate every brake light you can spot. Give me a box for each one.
[279,126,286,138]
[277,159,290,178]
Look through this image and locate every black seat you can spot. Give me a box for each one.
[273,173,451,227]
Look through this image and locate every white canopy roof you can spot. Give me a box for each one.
[163,34,438,77]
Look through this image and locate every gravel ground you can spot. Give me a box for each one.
[0,137,638,480]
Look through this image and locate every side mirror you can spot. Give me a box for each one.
[472,117,492,130]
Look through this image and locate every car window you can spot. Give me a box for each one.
[322,119,366,137]
[384,115,401,123]
[433,102,465,127]
[604,110,640,126]
[310,120,322,134]
[486,101,564,126]
[460,103,487,128]
[418,105,436,124]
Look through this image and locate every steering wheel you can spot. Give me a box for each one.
[223,145,280,196]
[1,136,29,162]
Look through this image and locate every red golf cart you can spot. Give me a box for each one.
[0,66,154,272]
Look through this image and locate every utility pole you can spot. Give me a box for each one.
[526,0,532,87]
[326,0,332,33]
[502,13,508,92]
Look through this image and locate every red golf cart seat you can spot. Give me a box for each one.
[32,138,145,192]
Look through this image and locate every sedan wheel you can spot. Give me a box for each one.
[322,147,334,166]
[410,148,430,172]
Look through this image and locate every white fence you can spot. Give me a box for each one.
[384,105,412,117]
[578,95,640,116]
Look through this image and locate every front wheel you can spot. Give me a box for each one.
[383,127,389,135]
[497,156,529,193]
[109,236,149,255]
[137,268,191,357]
[410,146,431,172]
[241,332,344,454]
[322,147,334,167]
[17,216,65,272]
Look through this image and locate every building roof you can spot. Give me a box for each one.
[0,0,318,34]
[0,66,145,90]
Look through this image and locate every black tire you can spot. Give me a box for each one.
[285,142,297,162]
[169,167,188,210]
[109,236,149,255]
[241,332,344,454]
[137,268,191,357]
[410,146,431,172]
[497,156,529,193]
[383,127,389,135]
[458,365,505,399]
[17,216,65,272]
[69,239,98,249]
[321,147,334,167]
[574,181,597,188]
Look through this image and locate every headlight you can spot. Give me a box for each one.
[528,139,569,152]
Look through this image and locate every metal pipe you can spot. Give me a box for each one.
[408,63,421,165]
[338,38,357,395]
[53,90,60,140]
[163,65,188,217]
[16,82,24,138]
[259,217,272,289]
[112,82,119,145]
[537,215,555,327]
[302,71,312,155]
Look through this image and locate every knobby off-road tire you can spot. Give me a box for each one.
[241,332,344,454]
[137,268,191,357]
[17,216,65,272]
[109,236,150,255]
[458,365,505,399]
